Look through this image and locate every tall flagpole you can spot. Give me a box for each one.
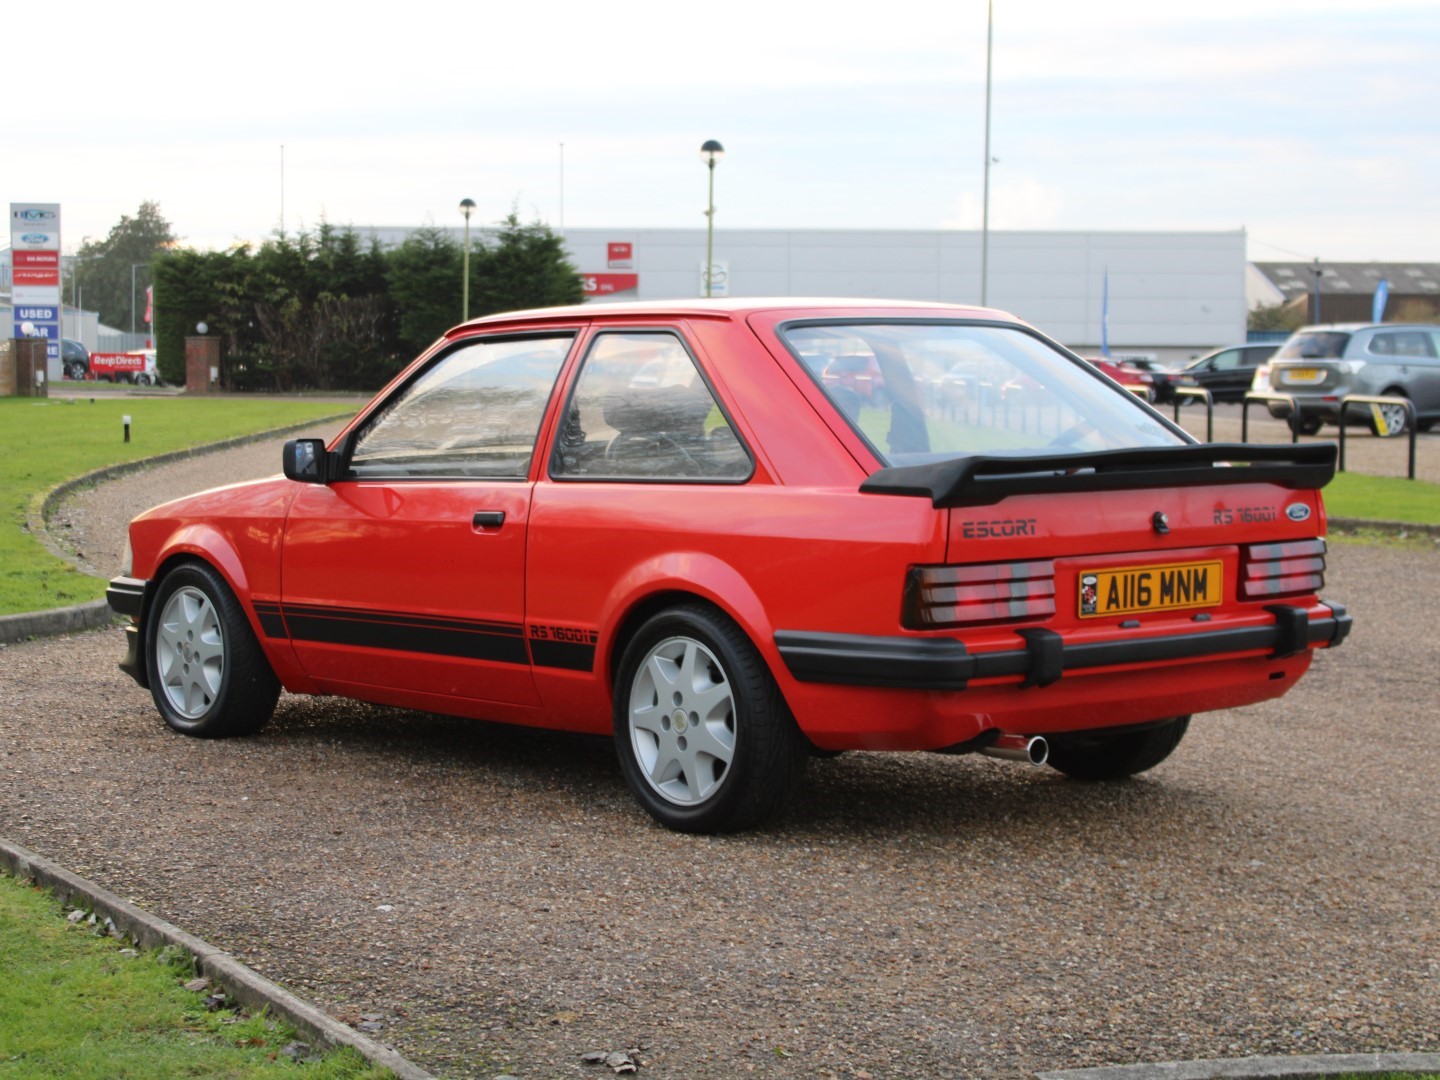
[980,0,993,306]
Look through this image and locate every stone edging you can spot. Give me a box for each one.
[0,838,436,1080]
[1329,516,1440,538]
[1034,1050,1440,1078]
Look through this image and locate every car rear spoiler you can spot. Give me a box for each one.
[860,442,1337,508]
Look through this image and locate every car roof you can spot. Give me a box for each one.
[1293,323,1438,333]
[448,297,1022,335]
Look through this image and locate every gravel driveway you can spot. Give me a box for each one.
[3,420,1438,1079]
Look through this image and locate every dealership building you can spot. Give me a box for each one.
[361,225,1250,365]
[3,226,1252,366]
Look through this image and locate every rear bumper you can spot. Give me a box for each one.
[775,601,1350,692]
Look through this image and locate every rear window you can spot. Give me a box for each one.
[778,322,1182,467]
[1276,332,1350,360]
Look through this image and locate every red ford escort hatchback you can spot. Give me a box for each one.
[108,300,1349,832]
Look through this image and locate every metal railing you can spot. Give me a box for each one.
[1242,391,1302,444]
[1338,394,1417,480]
[1171,386,1214,443]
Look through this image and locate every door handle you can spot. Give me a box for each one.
[472,511,506,529]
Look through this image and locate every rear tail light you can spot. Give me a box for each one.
[1240,539,1326,600]
[903,560,1056,629]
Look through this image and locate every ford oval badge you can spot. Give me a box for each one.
[1286,503,1312,522]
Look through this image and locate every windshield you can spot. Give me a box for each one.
[1276,332,1350,361]
[779,322,1182,467]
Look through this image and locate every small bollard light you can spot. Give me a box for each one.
[123,415,132,443]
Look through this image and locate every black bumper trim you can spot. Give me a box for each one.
[775,602,1349,691]
[106,576,147,618]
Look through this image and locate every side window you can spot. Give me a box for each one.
[551,331,751,481]
[348,335,572,479]
[1367,332,1435,358]
[1211,350,1239,371]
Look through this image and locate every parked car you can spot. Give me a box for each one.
[1175,343,1279,404]
[1262,323,1440,437]
[1125,358,1181,405]
[61,338,90,380]
[106,299,1349,832]
[1083,356,1155,401]
[125,349,161,386]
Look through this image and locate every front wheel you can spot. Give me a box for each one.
[614,604,805,833]
[145,562,280,738]
[1046,716,1191,781]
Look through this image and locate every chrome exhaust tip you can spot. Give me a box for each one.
[979,734,1049,767]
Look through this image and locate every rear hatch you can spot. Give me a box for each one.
[864,444,1337,656]
[1269,331,1352,394]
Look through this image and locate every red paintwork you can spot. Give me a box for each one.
[122,299,1341,751]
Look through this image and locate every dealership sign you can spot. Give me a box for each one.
[607,242,633,269]
[581,272,639,296]
[10,203,62,361]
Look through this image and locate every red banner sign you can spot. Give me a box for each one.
[13,266,60,286]
[13,250,59,267]
[91,352,147,375]
[607,242,633,268]
[580,273,639,296]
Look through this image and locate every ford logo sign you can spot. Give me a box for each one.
[20,233,52,244]
[1285,503,1312,522]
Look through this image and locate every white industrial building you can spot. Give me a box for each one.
[361,225,1250,365]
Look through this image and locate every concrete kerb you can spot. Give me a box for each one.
[1035,1051,1440,1079]
[0,838,437,1080]
[1,414,351,646]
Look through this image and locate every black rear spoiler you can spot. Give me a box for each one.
[860,442,1337,508]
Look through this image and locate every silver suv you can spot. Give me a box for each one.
[1264,323,1440,436]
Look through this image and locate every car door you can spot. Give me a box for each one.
[280,333,576,707]
[1370,330,1440,414]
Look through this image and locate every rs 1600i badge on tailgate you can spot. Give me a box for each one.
[1079,560,1223,618]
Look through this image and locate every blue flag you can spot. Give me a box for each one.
[1372,279,1389,323]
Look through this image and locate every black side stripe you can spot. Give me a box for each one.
[529,639,597,673]
[280,603,528,665]
[253,602,287,639]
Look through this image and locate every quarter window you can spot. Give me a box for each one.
[551,332,751,481]
[1369,331,1435,359]
[348,335,573,478]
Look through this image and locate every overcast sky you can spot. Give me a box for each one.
[10,0,1438,262]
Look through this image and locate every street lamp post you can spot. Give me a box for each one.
[459,198,476,322]
[130,263,150,336]
[700,140,725,298]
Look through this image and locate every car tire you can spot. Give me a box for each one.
[1046,716,1190,781]
[145,562,280,738]
[65,362,85,381]
[614,603,806,833]
[1375,392,1409,438]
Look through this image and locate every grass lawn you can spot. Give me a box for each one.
[1322,471,1440,526]
[0,397,349,617]
[0,872,391,1078]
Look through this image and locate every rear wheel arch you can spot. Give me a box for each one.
[596,555,779,690]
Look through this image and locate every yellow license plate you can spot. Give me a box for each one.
[1079,560,1223,618]
[1281,367,1324,384]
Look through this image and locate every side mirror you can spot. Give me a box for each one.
[283,438,329,484]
